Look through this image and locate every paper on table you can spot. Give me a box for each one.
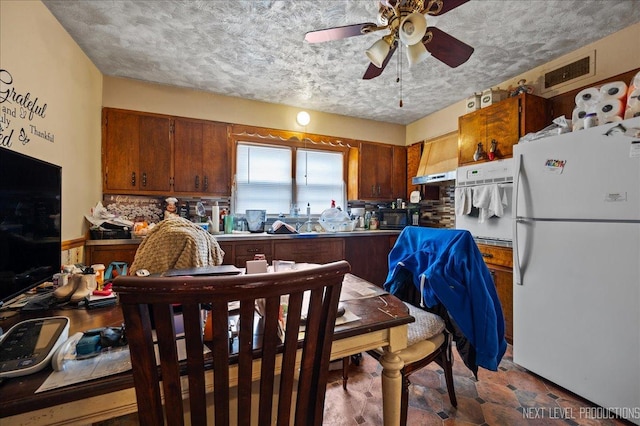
[36,346,132,393]
[339,277,387,301]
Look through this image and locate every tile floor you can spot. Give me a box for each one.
[97,344,634,426]
[322,345,634,426]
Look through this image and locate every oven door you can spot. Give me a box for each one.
[455,183,513,243]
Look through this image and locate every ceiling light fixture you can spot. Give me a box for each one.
[296,111,310,126]
[365,2,434,70]
[366,34,394,68]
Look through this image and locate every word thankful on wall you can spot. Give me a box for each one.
[0,68,55,148]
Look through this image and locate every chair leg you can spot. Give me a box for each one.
[441,335,457,407]
[342,356,350,390]
[400,372,410,426]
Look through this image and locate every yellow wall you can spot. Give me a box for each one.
[102,77,407,145]
[406,22,640,144]
[0,0,103,241]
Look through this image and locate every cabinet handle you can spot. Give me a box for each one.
[203,176,208,191]
[481,252,494,258]
[247,248,260,253]
[142,172,147,187]
[371,185,375,196]
[195,175,200,189]
[377,185,381,195]
[131,172,136,186]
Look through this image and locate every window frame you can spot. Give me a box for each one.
[229,126,351,216]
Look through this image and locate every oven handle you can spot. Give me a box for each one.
[513,153,522,286]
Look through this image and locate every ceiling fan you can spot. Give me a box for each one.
[304,0,474,80]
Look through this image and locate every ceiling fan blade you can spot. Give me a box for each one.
[305,23,377,43]
[362,44,397,80]
[427,0,471,16]
[424,26,474,68]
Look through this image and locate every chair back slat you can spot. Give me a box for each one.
[114,260,350,426]
[153,302,185,425]
[237,299,255,426]
[182,303,208,426]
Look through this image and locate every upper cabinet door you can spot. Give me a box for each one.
[348,141,406,201]
[174,118,230,196]
[103,109,171,193]
[458,94,549,166]
[138,115,172,192]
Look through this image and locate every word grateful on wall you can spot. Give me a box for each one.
[0,68,54,148]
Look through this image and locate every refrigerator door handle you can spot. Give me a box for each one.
[513,153,523,285]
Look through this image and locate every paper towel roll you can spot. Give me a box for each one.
[575,87,600,106]
[601,115,623,124]
[624,103,640,120]
[596,99,625,120]
[627,89,640,108]
[630,71,640,91]
[600,81,628,101]
[572,106,588,123]
[210,203,220,233]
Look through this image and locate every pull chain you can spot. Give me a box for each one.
[396,42,403,107]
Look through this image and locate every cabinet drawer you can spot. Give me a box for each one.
[274,239,344,264]
[477,244,512,268]
[235,242,273,256]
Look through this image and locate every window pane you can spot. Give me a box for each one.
[296,149,345,214]
[236,144,292,214]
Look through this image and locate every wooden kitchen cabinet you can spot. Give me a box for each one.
[476,243,513,343]
[458,93,548,166]
[273,239,344,265]
[173,118,230,196]
[85,243,139,269]
[349,142,406,201]
[233,241,273,267]
[103,108,172,194]
[217,241,234,265]
[345,234,398,287]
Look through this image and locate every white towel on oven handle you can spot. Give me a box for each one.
[454,187,473,216]
[472,184,508,223]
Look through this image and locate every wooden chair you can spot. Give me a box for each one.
[342,301,457,426]
[366,302,457,426]
[113,260,350,426]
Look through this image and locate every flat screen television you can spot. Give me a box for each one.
[0,147,61,305]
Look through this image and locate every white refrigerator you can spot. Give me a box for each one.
[513,117,640,424]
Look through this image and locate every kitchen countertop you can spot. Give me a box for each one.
[85,229,403,245]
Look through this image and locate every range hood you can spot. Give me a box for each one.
[412,131,458,185]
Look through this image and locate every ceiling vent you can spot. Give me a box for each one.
[541,50,596,93]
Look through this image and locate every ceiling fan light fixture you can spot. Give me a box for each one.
[365,36,392,68]
[406,41,431,67]
[398,12,427,46]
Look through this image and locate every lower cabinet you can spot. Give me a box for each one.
[233,241,273,266]
[273,239,345,265]
[85,243,139,269]
[344,234,398,287]
[85,233,400,284]
[477,244,513,343]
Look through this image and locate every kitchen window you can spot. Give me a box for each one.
[235,142,345,215]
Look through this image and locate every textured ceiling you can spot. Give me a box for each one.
[42,0,640,125]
